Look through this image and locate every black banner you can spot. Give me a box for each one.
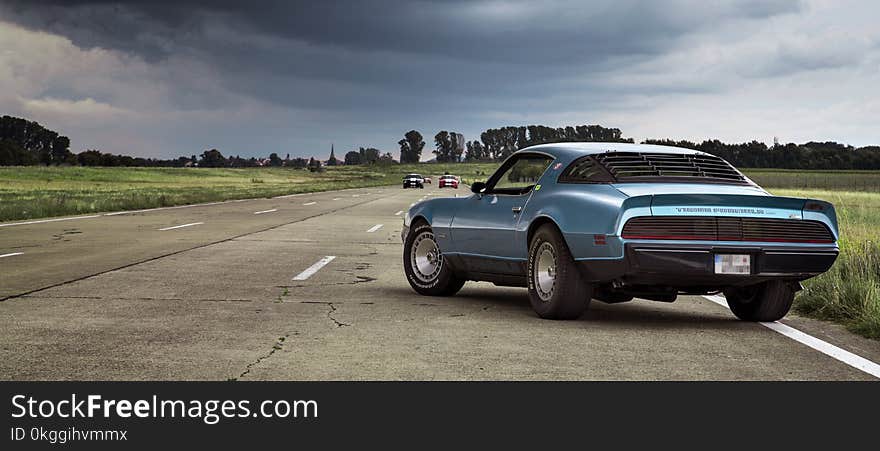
[1,382,875,449]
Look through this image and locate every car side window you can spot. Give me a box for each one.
[487,155,554,195]
[557,156,614,183]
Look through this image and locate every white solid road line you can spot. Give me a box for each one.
[0,215,101,228]
[0,252,24,259]
[303,202,317,206]
[366,224,384,233]
[158,222,204,231]
[703,295,880,378]
[395,210,404,216]
[253,209,277,215]
[292,256,336,281]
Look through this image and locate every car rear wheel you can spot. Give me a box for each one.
[723,280,795,322]
[527,224,591,319]
[404,222,465,296]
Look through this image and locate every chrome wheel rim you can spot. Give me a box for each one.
[534,242,557,302]
[411,231,442,283]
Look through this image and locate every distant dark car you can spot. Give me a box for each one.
[438,175,459,189]
[403,174,424,189]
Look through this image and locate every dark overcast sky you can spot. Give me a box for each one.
[1,0,878,159]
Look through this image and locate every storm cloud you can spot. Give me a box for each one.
[0,0,877,158]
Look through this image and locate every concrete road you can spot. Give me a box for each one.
[1,183,878,380]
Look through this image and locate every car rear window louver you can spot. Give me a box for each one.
[592,152,747,184]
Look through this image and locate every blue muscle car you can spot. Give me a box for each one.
[401,142,839,321]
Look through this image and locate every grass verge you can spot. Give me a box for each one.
[772,188,880,338]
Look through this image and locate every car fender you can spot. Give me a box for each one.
[405,197,465,252]
[520,184,630,259]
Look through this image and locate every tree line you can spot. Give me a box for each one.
[3,114,880,169]
[642,139,880,170]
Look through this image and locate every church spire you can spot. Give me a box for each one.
[330,143,335,160]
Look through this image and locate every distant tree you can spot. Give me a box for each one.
[0,115,72,165]
[465,140,488,161]
[308,157,323,172]
[398,130,425,163]
[77,150,104,166]
[290,157,308,168]
[344,150,362,165]
[0,140,36,165]
[199,149,226,167]
[476,123,633,161]
[268,152,283,167]
[359,147,381,164]
[434,131,451,162]
[433,131,462,162]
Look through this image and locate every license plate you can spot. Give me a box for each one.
[714,254,750,274]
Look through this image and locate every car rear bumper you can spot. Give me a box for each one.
[577,243,838,287]
[403,181,422,188]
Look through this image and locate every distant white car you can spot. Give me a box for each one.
[403,174,424,189]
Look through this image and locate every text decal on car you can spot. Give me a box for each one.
[675,207,766,215]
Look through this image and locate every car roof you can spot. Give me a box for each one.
[515,142,710,162]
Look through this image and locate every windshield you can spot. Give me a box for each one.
[405,174,422,179]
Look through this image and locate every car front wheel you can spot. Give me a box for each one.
[404,222,465,296]
[527,224,591,319]
[723,280,795,322]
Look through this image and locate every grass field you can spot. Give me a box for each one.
[0,164,496,221]
[2,164,878,338]
[771,189,880,338]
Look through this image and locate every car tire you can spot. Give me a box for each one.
[404,221,465,296]
[527,224,591,320]
[723,280,795,322]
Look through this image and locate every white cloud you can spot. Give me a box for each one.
[0,0,878,159]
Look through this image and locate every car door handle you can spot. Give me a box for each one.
[512,206,522,213]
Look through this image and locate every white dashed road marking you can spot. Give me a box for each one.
[253,209,277,215]
[303,202,317,206]
[292,256,336,281]
[0,252,24,259]
[703,295,880,379]
[395,211,404,216]
[158,222,204,231]
[333,198,342,201]
[366,224,384,233]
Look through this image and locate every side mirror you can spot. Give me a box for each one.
[470,181,486,194]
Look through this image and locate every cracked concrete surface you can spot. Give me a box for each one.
[1,185,879,380]
[238,333,290,379]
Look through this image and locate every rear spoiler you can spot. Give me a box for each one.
[617,194,838,239]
